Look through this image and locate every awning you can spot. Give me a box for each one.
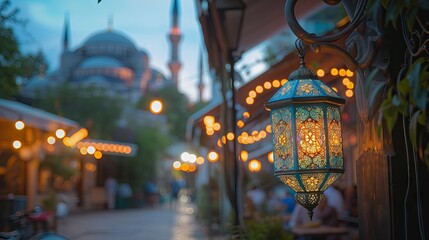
[0,99,79,132]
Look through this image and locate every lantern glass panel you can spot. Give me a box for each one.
[272,108,294,171]
[278,175,303,192]
[296,105,326,169]
[320,173,343,191]
[327,106,343,168]
[296,80,321,96]
[299,172,326,191]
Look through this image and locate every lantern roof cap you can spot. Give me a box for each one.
[266,68,345,109]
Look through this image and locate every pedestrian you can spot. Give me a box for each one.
[104,177,117,210]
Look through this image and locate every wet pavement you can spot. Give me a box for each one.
[57,203,210,240]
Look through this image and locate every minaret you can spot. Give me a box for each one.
[63,13,70,52]
[198,49,204,103]
[168,0,182,87]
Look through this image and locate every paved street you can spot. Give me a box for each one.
[57,203,209,240]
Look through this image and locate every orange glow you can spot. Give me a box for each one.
[206,128,214,136]
[15,120,25,130]
[80,147,88,155]
[281,79,288,85]
[251,130,258,136]
[241,132,249,139]
[196,157,204,165]
[339,69,346,76]
[255,85,263,93]
[330,68,338,76]
[217,139,222,147]
[181,163,190,171]
[249,159,261,172]
[243,112,250,118]
[237,120,245,128]
[346,69,354,77]
[346,82,354,89]
[316,69,325,77]
[188,164,197,172]
[208,151,219,162]
[237,136,243,144]
[268,151,274,163]
[272,80,280,88]
[345,89,354,97]
[342,78,350,85]
[94,151,103,159]
[12,140,21,149]
[221,136,227,144]
[213,122,221,131]
[204,115,215,126]
[249,90,257,98]
[246,97,254,105]
[64,128,88,147]
[85,163,97,172]
[150,100,163,114]
[227,132,234,141]
[266,125,272,133]
[259,130,267,138]
[332,87,338,92]
[263,81,272,89]
[240,150,248,162]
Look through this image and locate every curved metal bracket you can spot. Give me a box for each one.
[285,0,367,44]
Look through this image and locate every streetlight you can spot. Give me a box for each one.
[150,99,163,114]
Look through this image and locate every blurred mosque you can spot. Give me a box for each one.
[19,0,185,104]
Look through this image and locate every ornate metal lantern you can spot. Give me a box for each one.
[265,41,345,219]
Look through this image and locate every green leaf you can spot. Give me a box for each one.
[409,110,422,150]
[383,105,398,134]
[397,78,410,96]
[405,7,418,31]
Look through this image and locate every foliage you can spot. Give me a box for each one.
[118,125,171,189]
[380,58,429,165]
[138,86,204,141]
[0,0,49,98]
[36,84,123,139]
[367,1,429,166]
[245,218,293,240]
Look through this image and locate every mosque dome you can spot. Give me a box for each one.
[83,30,137,51]
[79,56,125,69]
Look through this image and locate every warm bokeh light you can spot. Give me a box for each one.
[339,68,346,76]
[63,128,88,147]
[255,85,263,93]
[263,81,272,89]
[259,130,267,138]
[189,154,197,163]
[188,164,197,172]
[149,99,163,114]
[85,163,97,172]
[204,115,215,125]
[213,122,221,131]
[316,69,325,77]
[181,163,190,171]
[237,120,245,128]
[342,78,350,85]
[240,150,248,162]
[346,69,354,77]
[15,120,25,130]
[94,151,103,159]
[281,79,288,85]
[249,90,257,98]
[226,132,235,141]
[272,80,280,88]
[206,128,214,136]
[268,151,274,163]
[87,146,96,155]
[181,152,190,162]
[13,140,22,149]
[196,157,204,165]
[55,129,66,139]
[332,87,338,92]
[246,97,254,105]
[208,151,219,162]
[345,89,354,97]
[47,136,56,145]
[80,147,88,155]
[266,125,272,133]
[249,159,261,172]
[346,82,354,89]
[173,161,182,169]
[330,68,338,76]
[243,112,250,119]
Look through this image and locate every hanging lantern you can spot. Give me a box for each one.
[265,40,345,219]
